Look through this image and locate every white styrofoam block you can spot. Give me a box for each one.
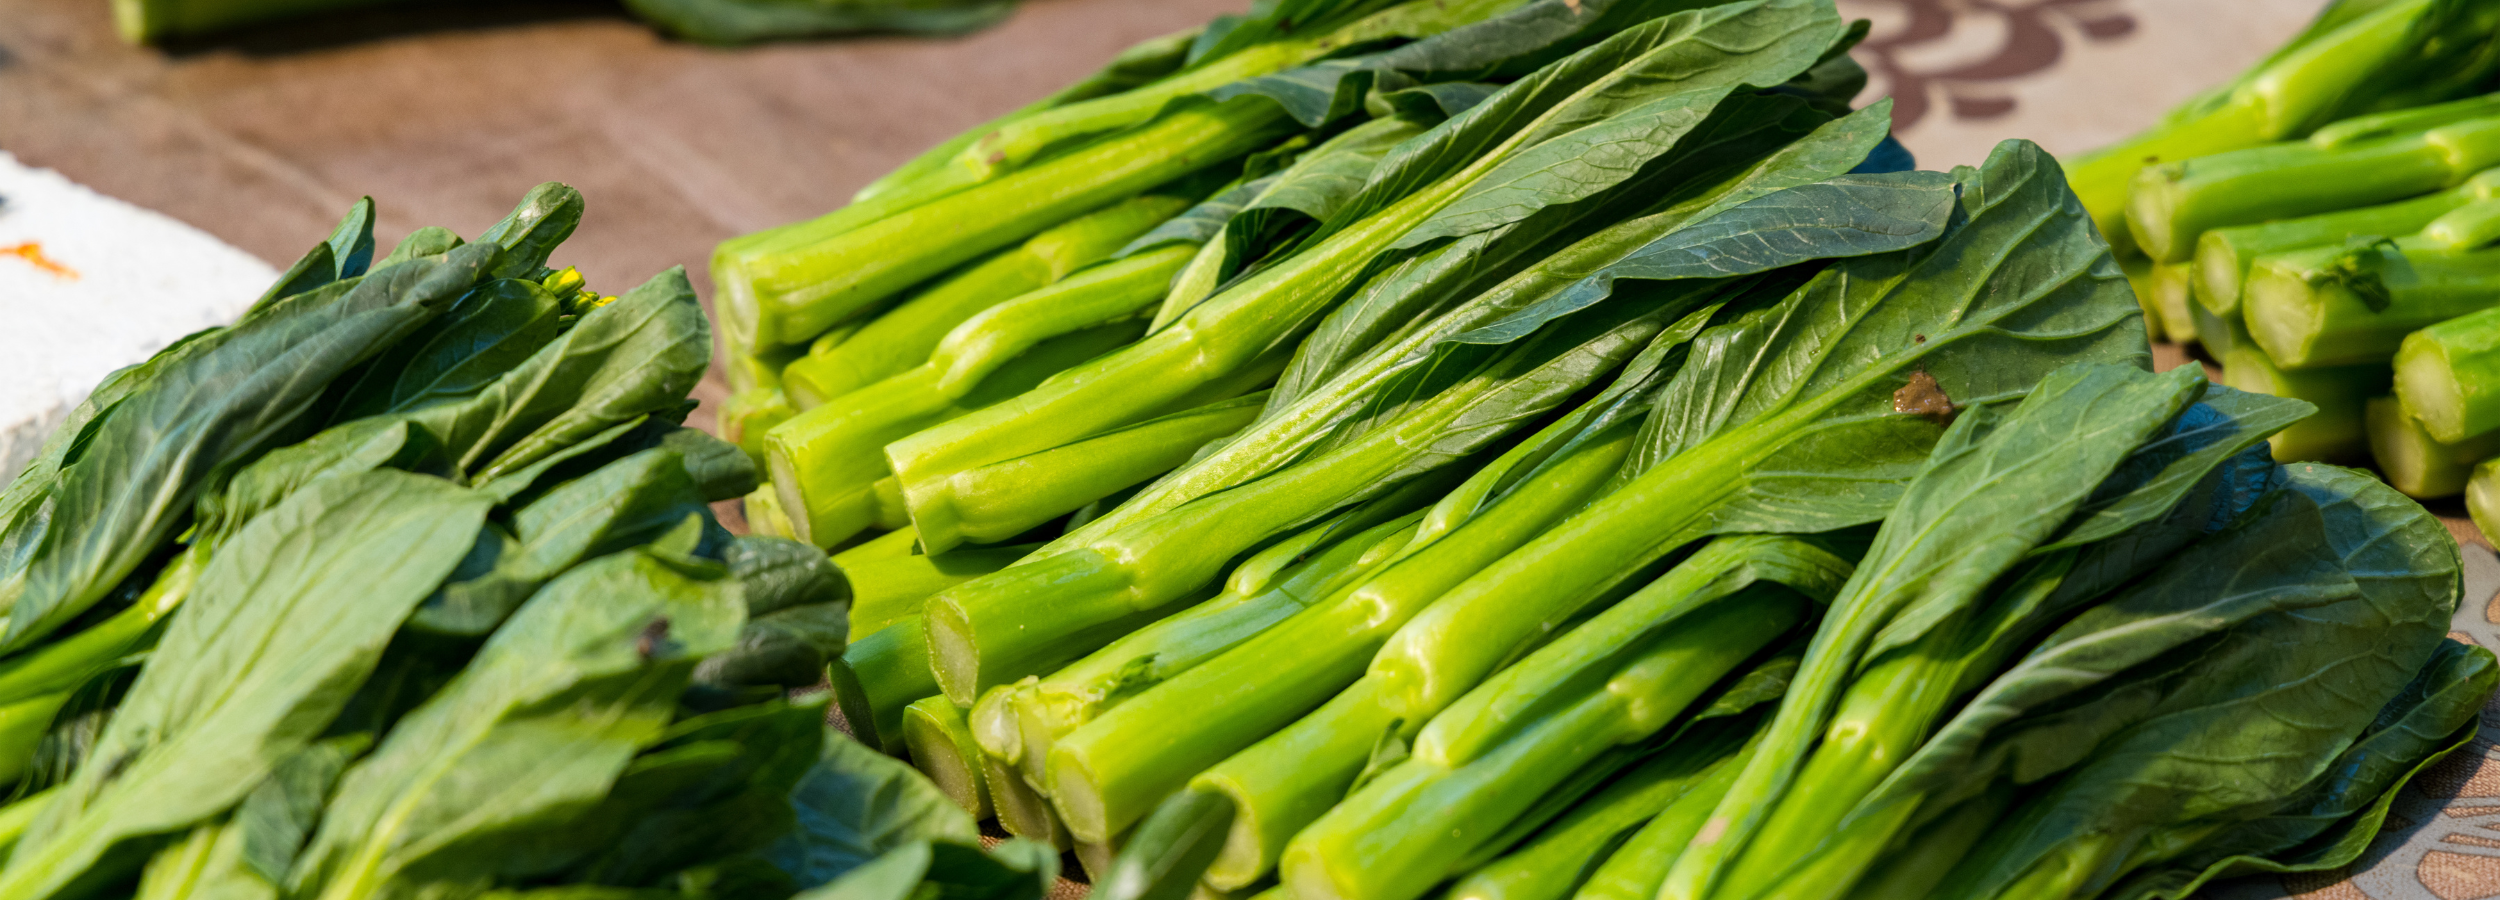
[0,151,278,479]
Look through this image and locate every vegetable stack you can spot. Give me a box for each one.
[0,187,1071,900]
[709,1,2499,898]
[2056,0,2500,543]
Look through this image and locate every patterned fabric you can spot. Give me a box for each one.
[2204,545,2500,900]
[1840,0,2137,128]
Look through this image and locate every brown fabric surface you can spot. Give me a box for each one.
[0,0,1237,429]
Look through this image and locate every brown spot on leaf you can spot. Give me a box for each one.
[637,617,672,661]
[1913,333,1927,343]
[1894,371,1957,424]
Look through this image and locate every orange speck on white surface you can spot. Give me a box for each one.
[2,242,78,280]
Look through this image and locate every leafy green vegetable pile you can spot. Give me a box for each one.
[113,0,1017,45]
[0,186,1077,900]
[2055,0,2500,542]
[706,1,2500,898]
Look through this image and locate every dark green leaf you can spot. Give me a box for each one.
[191,418,440,547]
[695,603,849,689]
[235,735,370,885]
[660,428,761,503]
[1446,170,1959,348]
[377,227,464,270]
[327,197,378,281]
[1225,116,1426,274]
[477,183,585,281]
[0,242,501,653]
[1101,790,1233,900]
[2042,386,2311,550]
[1383,1,1843,253]
[1119,175,1273,259]
[1897,466,2459,899]
[0,470,493,899]
[726,535,848,619]
[1269,94,1887,423]
[536,699,828,887]
[766,731,976,886]
[2105,639,2497,900]
[331,278,567,424]
[253,243,338,316]
[411,448,708,637]
[1620,140,2149,521]
[290,544,745,894]
[407,267,710,483]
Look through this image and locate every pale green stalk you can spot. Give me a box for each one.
[1279,587,1812,900]
[782,196,1189,409]
[902,696,992,819]
[2367,396,2500,497]
[1047,414,1636,852]
[2220,342,2383,462]
[2396,304,2500,442]
[983,511,1422,787]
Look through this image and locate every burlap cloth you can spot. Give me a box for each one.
[8,0,2496,895]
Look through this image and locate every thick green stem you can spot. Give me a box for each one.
[2190,299,2249,358]
[1833,787,2013,900]
[0,788,53,858]
[741,483,795,540]
[2191,173,2496,317]
[945,394,1271,548]
[922,429,1473,704]
[901,696,992,819]
[2367,396,2500,498]
[919,303,1659,701]
[990,512,1420,785]
[2120,255,2165,343]
[2469,458,2500,546]
[852,27,1201,205]
[1444,729,1744,900]
[887,64,1647,540]
[2219,342,2384,462]
[782,196,1187,409]
[1280,591,1809,900]
[721,96,1297,349]
[1194,434,1670,886]
[2397,304,2500,442]
[845,544,1036,638]
[2125,115,2500,262]
[2146,261,2195,343]
[2245,241,2500,368]
[964,43,1321,180]
[830,526,919,570]
[1053,418,1635,853]
[829,620,940,753]
[2064,0,2451,253]
[985,751,1076,850]
[1574,734,1763,900]
[719,389,796,463]
[931,245,1198,397]
[1707,636,1980,900]
[1153,236,1235,333]
[769,323,1144,548]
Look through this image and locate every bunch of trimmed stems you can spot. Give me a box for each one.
[2059,0,2500,539]
[713,2,2494,899]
